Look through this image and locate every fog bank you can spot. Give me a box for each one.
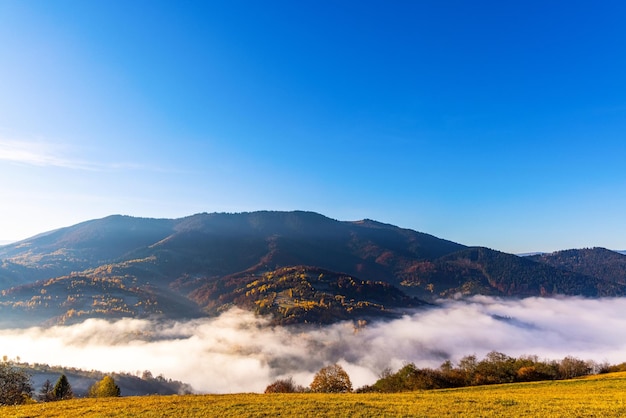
[1,296,625,393]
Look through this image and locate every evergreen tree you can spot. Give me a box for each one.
[53,374,73,400]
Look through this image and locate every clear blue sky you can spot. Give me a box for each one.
[1,0,625,253]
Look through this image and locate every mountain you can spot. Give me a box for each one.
[400,247,617,298]
[529,248,626,287]
[1,211,625,327]
[0,215,176,288]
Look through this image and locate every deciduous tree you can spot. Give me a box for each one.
[88,375,121,397]
[0,361,32,405]
[310,364,352,393]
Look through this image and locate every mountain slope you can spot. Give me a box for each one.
[0,215,176,287]
[1,211,625,326]
[188,265,421,325]
[1,211,459,325]
[529,248,626,286]
[398,247,620,299]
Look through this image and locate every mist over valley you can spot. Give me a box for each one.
[1,211,626,393]
[2,297,626,393]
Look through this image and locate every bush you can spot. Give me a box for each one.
[264,377,303,393]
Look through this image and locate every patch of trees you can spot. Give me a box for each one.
[6,361,193,397]
[39,374,74,401]
[358,352,608,392]
[265,363,352,393]
[39,373,120,402]
[39,373,122,400]
[0,358,127,406]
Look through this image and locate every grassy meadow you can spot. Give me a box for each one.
[3,372,626,418]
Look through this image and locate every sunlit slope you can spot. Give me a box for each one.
[1,211,626,326]
[6,372,626,418]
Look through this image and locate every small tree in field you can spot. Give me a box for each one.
[88,375,121,397]
[310,364,352,393]
[0,361,32,405]
[53,374,73,400]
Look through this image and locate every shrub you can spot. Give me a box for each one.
[264,377,303,393]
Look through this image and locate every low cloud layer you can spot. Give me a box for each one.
[1,296,626,393]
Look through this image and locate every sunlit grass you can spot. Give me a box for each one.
[4,372,626,417]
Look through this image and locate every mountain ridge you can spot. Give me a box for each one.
[1,211,625,326]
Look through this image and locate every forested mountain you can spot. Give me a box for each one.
[399,247,622,298]
[0,211,625,326]
[529,248,626,286]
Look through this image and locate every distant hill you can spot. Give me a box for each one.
[1,211,625,326]
[0,216,176,288]
[529,248,626,286]
[12,362,192,397]
[400,247,615,298]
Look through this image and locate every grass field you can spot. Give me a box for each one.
[3,372,626,417]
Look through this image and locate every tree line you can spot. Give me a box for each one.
[265,353,626,394]
[0,359,121,406]
[265,363,353,394]
[361,352,626,392]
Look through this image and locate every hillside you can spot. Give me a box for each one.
[529,248,626,286]
[189,265,421,324]
[1,211,625,326]
[15,362,192,397]
[400,247,618,298]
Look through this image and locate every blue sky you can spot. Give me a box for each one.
[0,1,625,253]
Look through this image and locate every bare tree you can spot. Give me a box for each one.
[38,379,55,402]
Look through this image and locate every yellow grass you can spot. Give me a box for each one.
[4,372,626,418]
